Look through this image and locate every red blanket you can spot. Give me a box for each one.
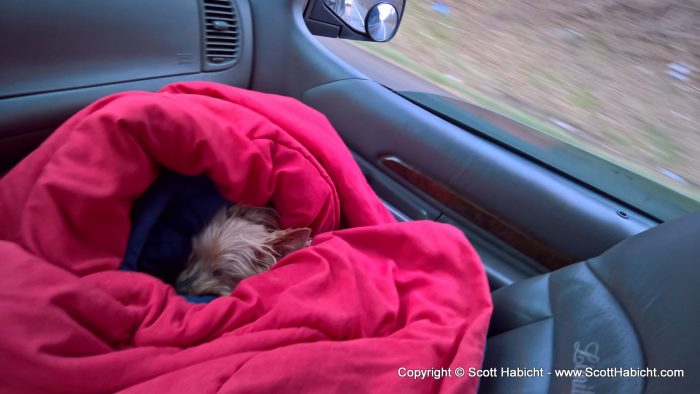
[0,82,492,393]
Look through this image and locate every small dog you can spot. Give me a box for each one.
[175,205,311,296]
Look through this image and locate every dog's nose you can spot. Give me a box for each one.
[175,276,195,294]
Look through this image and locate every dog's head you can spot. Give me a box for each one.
[175,206,311,296]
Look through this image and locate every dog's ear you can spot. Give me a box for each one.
[270,228,312,257]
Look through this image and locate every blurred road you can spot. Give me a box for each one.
[316,36,455,97]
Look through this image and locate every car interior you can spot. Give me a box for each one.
[1,0,697,392]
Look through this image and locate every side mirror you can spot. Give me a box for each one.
[305,0,405,42]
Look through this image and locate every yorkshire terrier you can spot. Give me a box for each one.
[175,205,311,296]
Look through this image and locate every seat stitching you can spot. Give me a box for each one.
[584,260,648,393]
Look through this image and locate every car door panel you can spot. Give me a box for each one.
[302,79,655,274]
[354,153,440,222]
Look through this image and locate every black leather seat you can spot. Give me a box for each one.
[479,212,700,393]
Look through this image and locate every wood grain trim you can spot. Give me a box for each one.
[381,156,574,270]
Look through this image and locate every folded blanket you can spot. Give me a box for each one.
[0,82,492,393]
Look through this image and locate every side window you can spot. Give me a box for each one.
[327,1,700,219]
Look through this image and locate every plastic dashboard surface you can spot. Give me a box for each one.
[0,0,253,167]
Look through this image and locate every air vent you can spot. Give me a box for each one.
[201,0,240,70]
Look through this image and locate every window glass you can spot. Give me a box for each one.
[348,0,700,213]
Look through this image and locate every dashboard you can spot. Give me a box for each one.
[0,0,253,168]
